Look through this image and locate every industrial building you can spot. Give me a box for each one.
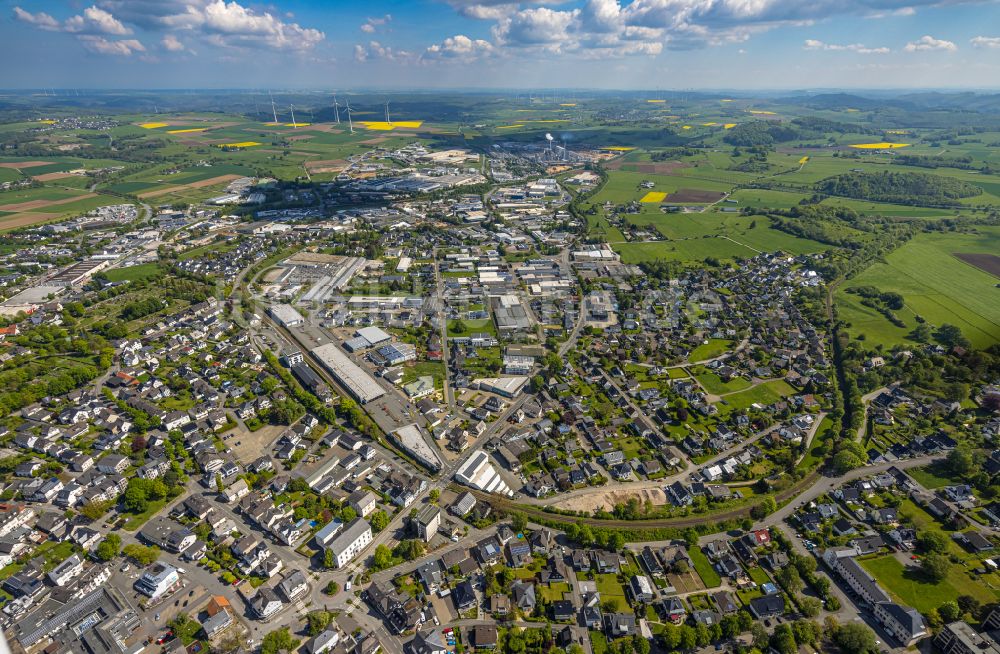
[344,325,393,352]
[311,343,385,404]
[454,451,512,496]
[48,260,110,287]
[474,376,529,398]
[391,424,442,472]
[269,303,304,328]
[14,586,139,651]
[490,294,533,334]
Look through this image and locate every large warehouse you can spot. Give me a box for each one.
[454,451,512,497]
[311,343,385,404]
[269,303,304,328]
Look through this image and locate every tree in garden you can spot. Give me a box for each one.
[95,533,121,561]
[261,628,299,654]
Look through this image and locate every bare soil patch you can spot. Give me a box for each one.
[0,161,54,169]
[0,212,60,229]
[137,174,242,199]
[0,192,96,212]
[361,137,390,145]
[287,134,314,141]
[32,172,79,182]
[635,161,691,174]
[955,252,1000,278]
[669,188,727,203]
[553,486,666,512]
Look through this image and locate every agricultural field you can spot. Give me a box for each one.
[836,226,1000,348]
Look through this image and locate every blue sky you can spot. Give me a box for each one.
[2,0,1000,89]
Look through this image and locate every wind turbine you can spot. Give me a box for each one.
[346,99,354,134]
[289,104,298,128]
[268,91,278,124]
[384,100,392,126]
[333,93,341,124]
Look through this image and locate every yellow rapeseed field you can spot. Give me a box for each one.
[748,110,777,116]
[167,128,208,134]
[640,191,667,203]
[497,124,524,129]
[646,99,666,103]
[559,103,577,107]
[681,125,692,130]
[217,142,261,148]
[724,123,737,129]
[139,122,169,129]
[849,142,911,149]
[358,120,424,131]
[285,123,311,127]
[602,146,635,151]
[37,120,56,125]
[799,156,809,164]
[702,122,718,126]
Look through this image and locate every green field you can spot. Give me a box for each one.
[690,547,722,588]
[837,227,1000,348]
[693,368,752,394]
[104,263,164,283]
[689,339,734,362]
[721,379,797,410]
[860,555,996,613]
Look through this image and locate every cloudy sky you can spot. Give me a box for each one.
[2,0,1000,89]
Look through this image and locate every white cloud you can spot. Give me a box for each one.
[78,35,145,55]
[804,39,890,54]
[904,34,957,51]
[971,36,1000,49]
[15,5,130,35]
[492,7,579,50]
[423,34,495,60]
[353,40,413,62]
[12,7,61,31]
[162,34,186,51]
[361,14,392,33]
[93,0,324,51]
[64,6,131,35]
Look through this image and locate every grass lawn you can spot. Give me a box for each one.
[448,318,496,337]
[105,263,164,283]
[123,498,169,531]
[590,631,609,654]
[721,379,797,411]
[690,547,722,588]
[907,463,960,490]
[34,541,77,571]
[595,573,629,611]
[748,566,772,586]
[689,339,734,362]
[540,582,571,602]
[860,555,997,613]
[694,369,751,395]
